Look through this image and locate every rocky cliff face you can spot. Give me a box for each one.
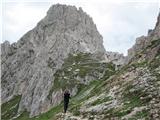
[105,51,126,68]
[1,4,106,117]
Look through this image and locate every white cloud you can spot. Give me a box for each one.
[2,2,51,43]
[1,0,160,55]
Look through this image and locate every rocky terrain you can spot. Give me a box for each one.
[1,4,160,120]
[105,51,126,69]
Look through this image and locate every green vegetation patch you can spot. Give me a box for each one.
[69,80,104,116]
[1,95,22,120]
[130,60,148,68]
[103,83,150,119]
[149,55,160,70]
[123,84,151,106]
[128,109,149,120]
[91,96,112,106]
[146,39,160,49]
[109,84,150,118]
[14,111,30,120]
[33,103,63,120]
[48,52,115,99]
[15,103,63,120]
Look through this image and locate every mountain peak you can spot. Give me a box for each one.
[1,4,106,117]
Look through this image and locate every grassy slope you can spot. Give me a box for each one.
[64,39,160,119]
[2,53,115,120]
[1,95,21,120]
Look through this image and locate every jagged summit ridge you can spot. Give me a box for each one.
[33,4,105,54]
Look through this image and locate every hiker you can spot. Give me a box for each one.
[64,90,70,113]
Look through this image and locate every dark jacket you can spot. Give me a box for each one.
[64,92,70,102]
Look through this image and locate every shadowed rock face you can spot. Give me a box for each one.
[1,4,106,117]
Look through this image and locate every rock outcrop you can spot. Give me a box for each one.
[105,51,126,68]
[1,4,106,117]
[127,13,160,62]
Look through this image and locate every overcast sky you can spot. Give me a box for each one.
[1,0,160,55]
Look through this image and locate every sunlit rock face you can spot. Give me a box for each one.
[1,4,106,117]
